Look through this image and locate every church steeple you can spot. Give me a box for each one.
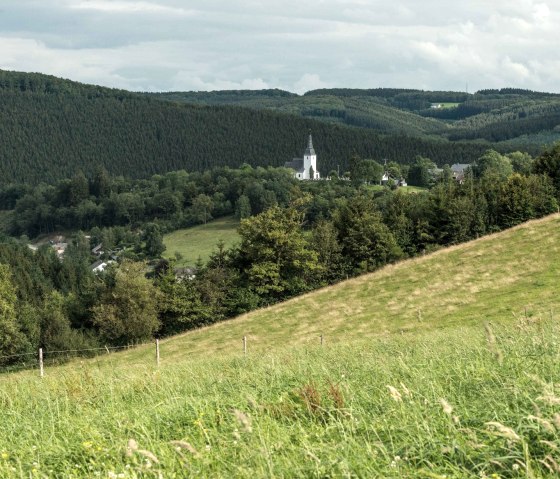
[304,131,315,156]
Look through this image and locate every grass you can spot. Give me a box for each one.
[2,214,560,477]
[163,216,240,267]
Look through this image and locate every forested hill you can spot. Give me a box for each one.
[151,87,560,146]
[0,70,504,184]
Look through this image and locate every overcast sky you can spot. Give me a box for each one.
[0,0,558,94]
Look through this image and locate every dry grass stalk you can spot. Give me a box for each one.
[484,322,504,364]
[485,422,520,441]
[232,409,252,433]
[126,439,138,457]
[387,385,402,403]
[439,398,453,416]
[170,441,201,458]
[527,415,555,434]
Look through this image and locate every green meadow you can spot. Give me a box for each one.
[162,216,240,267]
[2,214,560,477]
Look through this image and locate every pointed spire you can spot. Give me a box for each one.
[304,130,315,156]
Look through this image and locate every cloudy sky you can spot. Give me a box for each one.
[0,0,558,94]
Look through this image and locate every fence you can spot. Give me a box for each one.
[0,335,328,377]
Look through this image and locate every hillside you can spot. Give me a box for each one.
[2,215,560,477]
[152,87,560,146]
[0,70,530,184]
[126,212,560,360]
[163,216,240,267]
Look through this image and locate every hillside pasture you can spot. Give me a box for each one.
[163,216,240,267]
[2,214,560,477]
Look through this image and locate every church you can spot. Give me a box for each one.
[284,133,320,180]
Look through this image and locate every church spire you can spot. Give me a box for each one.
[304,130,315,156]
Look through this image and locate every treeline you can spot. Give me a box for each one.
[0,69,500,184]
[2,144,560,369]
[3,166,297,238]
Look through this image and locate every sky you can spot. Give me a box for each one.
[0,0,559,94]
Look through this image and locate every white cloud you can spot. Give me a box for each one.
[69,1,193,15]
[293,74,329,94]
[0,0,559,93]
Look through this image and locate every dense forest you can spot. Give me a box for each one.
[153,87,560,147]
[0,70,539,184]
[1,143,560,371]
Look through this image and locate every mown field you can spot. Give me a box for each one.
[2,214,560,477]
[162,216,240,267]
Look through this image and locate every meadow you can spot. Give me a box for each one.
[162,216,240,267]
[2,214,560,477]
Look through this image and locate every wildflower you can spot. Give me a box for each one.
[1,452,8,460]
[387,385,402,403]
[82,441,93,449]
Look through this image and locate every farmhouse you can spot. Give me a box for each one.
[285,133,320,180]
[450,163,471,183]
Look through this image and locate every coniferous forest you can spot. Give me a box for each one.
[0,69,537,184]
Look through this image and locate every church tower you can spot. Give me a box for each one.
[303,133,319,179]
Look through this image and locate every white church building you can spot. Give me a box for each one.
[284,133,320,180]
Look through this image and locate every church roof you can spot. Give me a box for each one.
[285,158,304,171]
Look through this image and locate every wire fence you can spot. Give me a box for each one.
[0,342,156,376]
[0,334,328,377]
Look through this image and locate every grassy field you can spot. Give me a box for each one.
[163,216,240,267]
[2,214,560,477]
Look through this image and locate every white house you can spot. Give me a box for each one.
[284,133,320,180]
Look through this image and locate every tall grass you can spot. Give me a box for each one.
[1,315,560,477]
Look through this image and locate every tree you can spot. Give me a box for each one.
[93,261,160,344]
[334,195,403,272]
[311,219,346,283]
[0,264,28,364]
[533,143,560,195]
[472,150,513,179]
[235,194,251,220]
[507,151,533,175]
[408,156,436,187]
[144,223,166,258]
[237,205,321,299]
[192,194,214,224]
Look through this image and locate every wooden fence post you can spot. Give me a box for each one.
[156,339,160,367]
[320,334,324,346]
[39,348,44,378]
[243,336,247,355]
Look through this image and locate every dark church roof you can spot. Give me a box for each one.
[284,158,306,173]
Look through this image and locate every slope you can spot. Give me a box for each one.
[2,216,560,478]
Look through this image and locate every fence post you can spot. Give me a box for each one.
[320,334,324,346]
[243,336,247,355]
[156,339,160,367]
[39,348,44,378]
